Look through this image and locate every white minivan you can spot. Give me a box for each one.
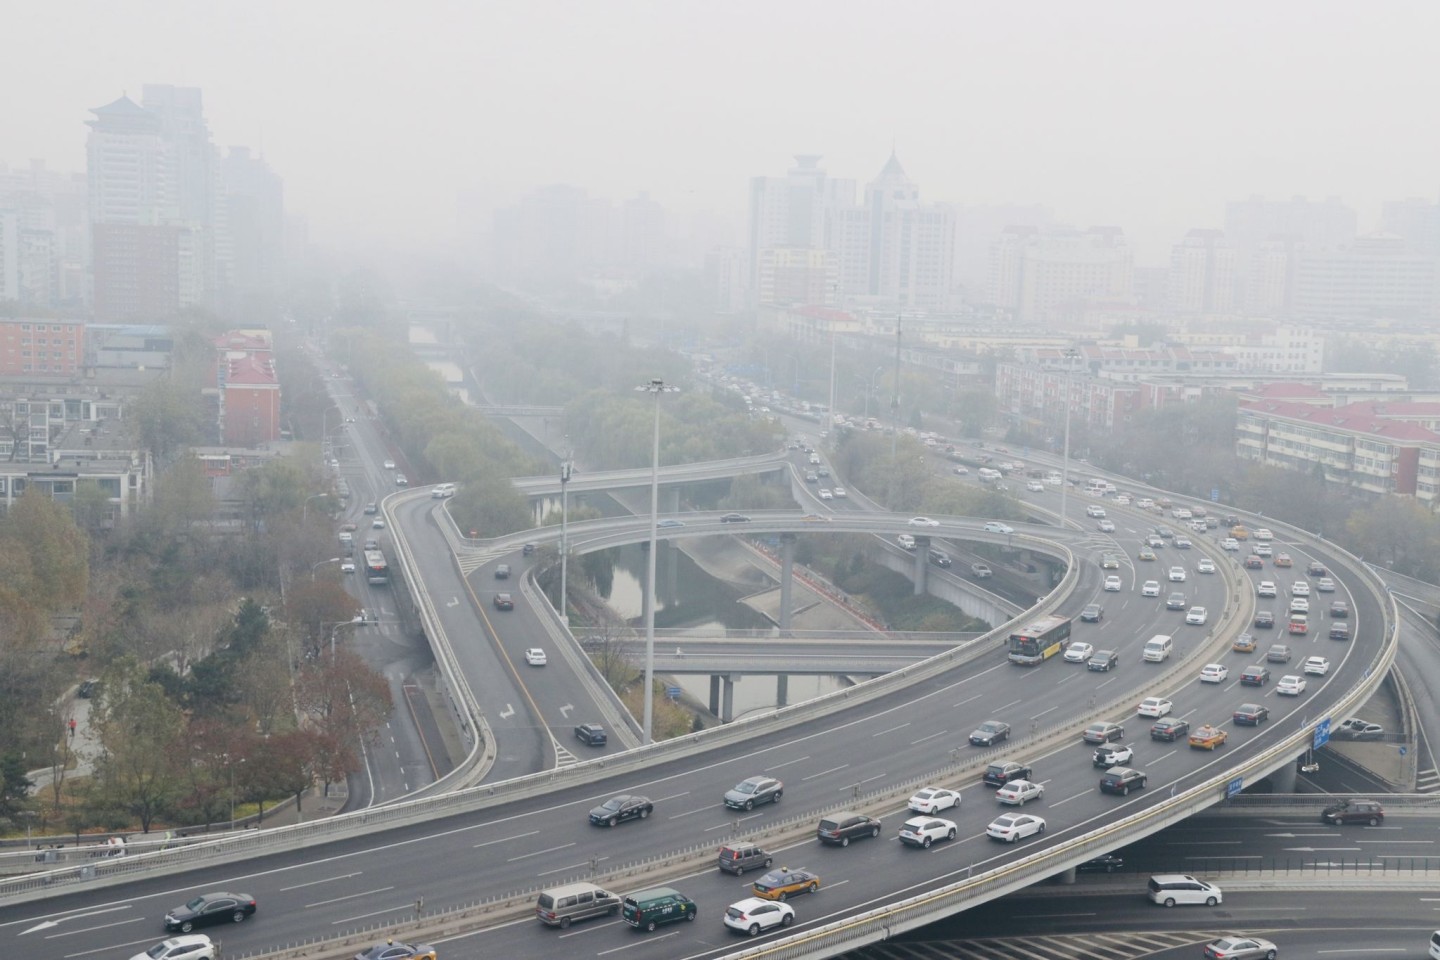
[1148,874,1222,907]
[1142,634,1174,663]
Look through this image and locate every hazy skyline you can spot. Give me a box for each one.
[5,0,1438,264]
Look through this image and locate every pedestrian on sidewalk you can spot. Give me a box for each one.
[68,718,76,738]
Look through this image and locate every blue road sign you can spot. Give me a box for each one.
[1211,487,1220,502]
[665,686,682,700]
[1226,776,1244,798]
[1314,717,1332,749]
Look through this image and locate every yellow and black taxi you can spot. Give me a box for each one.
[1231,633,1256,653]
[1188,724,1228,750]
[752,867,820,901]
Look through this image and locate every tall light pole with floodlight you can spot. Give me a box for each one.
[559,437,573,626]
[1059,347,1081,529]
[311,556,341,579]
[636,378,678,744]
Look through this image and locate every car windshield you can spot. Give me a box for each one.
[184,896,206,911]
[146,946,170,959]
[600,797,625,811]
[979,722,1001,733]
[734,781,758,794]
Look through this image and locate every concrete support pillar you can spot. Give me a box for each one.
[913,536,930,596]
[709,674,721,716]
[662,538,679,607]
[721,675,736,723]
[1055,866,1078,885]
[662,487,680,515]
[779,533,797,632]
[1268,755,1300,794]
[777,674,789,707]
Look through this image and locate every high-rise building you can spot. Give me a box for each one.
[216,146,285,308]
[1166,228,1237,315]
[951,203,1054,297]
[1224,195,1356,275]
[1293,233,1438,320]
[0,160,87,308]
[1380,198,1440,256]
[1244,236,1302,317]
[747,155,854,302]
[989,226,1134,328]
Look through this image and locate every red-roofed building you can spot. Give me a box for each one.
[213,329,280,446]
[1237,397,1440,500]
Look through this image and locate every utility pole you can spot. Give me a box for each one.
[889,313,902,508]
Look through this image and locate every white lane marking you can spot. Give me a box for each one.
[872,722,911,737]
[764,755,811,770]
[802,764,850,781]
[43,917,146,939]
[281,872,363,890]
[911,730,948,745]
[331,903,415,925]
[499,704,516,719]
[20,906,131,935]
[507,842,576,862]
[598,931,680,954]
[539,858,607,877]
[473,830,541,849]
[652,791,690,803]
[306,885,395,908]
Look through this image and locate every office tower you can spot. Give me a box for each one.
[1166,228,1237,315]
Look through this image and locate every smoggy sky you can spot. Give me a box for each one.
[4,0,1437,263]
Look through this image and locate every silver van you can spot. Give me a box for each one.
[1142,634,1173,663]
[536,882,621,928]
[1147,874,1222,907]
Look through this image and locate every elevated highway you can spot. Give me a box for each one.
[0,478,1397,960]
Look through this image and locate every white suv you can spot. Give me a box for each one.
[130,936,217,960]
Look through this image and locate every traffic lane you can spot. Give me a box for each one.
[889,888,1437,948]
[394,497,553,781]
[1122,813,1437,869]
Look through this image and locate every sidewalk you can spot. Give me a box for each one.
[26,691,100,796]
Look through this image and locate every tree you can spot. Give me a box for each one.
[0,491,90,616]
[91,659,185,832]
[127,376,207,466]
[285,579,360,656]
[294,650,392,787]
[0,754,34,825]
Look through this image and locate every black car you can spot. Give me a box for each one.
[1233,703,1270,726]
[494,563,511,579]
[164,892,257,933]
[574,723,608,746]
[969,720,1011,747]
[1166,591,1187,610]
[719,513,751,523]
[1329,622,1350,640]
[1149,718,1190,742]
[589,794,654,827]
[355,941,437,960]
[1253,610,1275,628]
[982,760,1033,787]
[1087,649,1120,672]
[1240,666,1271,686]
[816,812,882,846]
[493,592,514,610]
[1098,767,1148,795]
[1330,600,1350,618]
[1080,603,1103,623]
[1076,853,1125,873]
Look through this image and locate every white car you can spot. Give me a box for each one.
[1290,597,1309,614]
[1103,575,1123,592]
[995,779,1045,806]
[1253,543,1272,557]
[1200,663,1229,683]
[1197,558,1216,574]
[953,465,970,475]
[1277,675,1307,696]
[1316,577,1336,592]
[340,559,356,574]
[1257,581,1277,598]
[1303,656,1331,676]
[1141,580,1161,597]
[983,521,1014,534]
[723,897,795,937]
[818,488,834,500]
[1063,641,1095,663]
[129,937,218,960]
[986,812,1046,843]
[1185,606,1209,625]
[1137,697,1173,718]
[371,518,386,529]
[1292,581,1311,597]
[1255,528,1274,541]
[1098,519,1116,532]
[907,786,960,814]
[1168,566,1187,582]
[898,815,958,848]
[833,487,847,498]
[1026,481,1045,492]
[1221,538,1240,551]
[1086,505,1107,518]
[383,459,396,470]
[908,516,940,527]
[524,648,547,667]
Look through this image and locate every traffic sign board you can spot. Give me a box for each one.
[1226,776,1244,798]
[1211,487,1220,502]
[1314,717,1331,749]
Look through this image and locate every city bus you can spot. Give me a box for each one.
[363,549,389,586]
[1007,614,1072,666]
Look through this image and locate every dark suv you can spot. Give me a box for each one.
[982,760,1032,787]
[816,812,882,846]
[1321,798,1384,826]
[716,842,772,875]
[574,723,608,746]
[1149,718,1190,742]
[1098,767,1148,795]
[1253,611,1275,629]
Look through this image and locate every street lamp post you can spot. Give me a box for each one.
[311,557,341,579]
[224,754,245,827]
[302,492,328,525]
[635,378,679,744]
[866,366,884,420]
[1059,348,1081,529]
[559,438,573,626]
